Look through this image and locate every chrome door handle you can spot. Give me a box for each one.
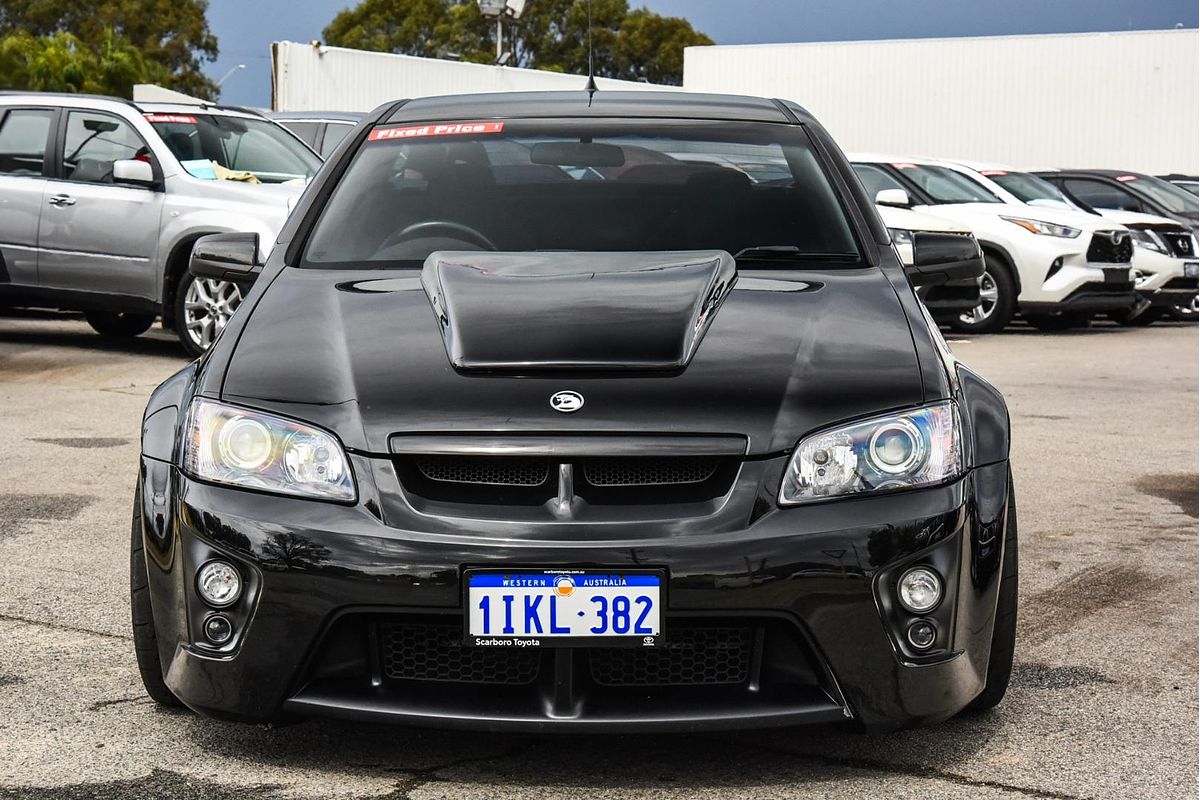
[48,194,76,207]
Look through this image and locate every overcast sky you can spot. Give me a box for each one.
[205,0,1199,107]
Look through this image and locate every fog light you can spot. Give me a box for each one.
[203,614,233,645]
[898,567,942,613]
[196,561,242,607]
[907,620,937,650]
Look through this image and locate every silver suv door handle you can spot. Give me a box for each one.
[48,194,76,207]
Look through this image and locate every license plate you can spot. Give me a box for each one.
[465,569,663,647]
[1103,268,1130,284]
[1185,262,1198,279]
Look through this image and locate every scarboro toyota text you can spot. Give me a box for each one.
[133,90,1017,733]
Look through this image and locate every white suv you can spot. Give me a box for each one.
[0,93,322,355]
[949,163,1197,325]
[850,154,1137,333]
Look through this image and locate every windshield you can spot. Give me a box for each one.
[892,163,1003,204]
[147,113,321,183]
[985,170,1081,210]
[1118,175,1200,214]
[302,119,860,268]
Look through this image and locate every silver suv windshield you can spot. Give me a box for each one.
[302,118,861,268]
[147,113,320,183]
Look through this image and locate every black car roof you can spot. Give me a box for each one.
[1039,168,1153,178]
[269,111,364,122]
[384,90,806,125]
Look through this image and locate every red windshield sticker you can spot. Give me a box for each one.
[1116,174,1138,182]
[980,169,1008,176]
[368,121,505,142]
[891,162,918,169]
[144,113,197,124]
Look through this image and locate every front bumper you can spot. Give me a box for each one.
[139,455,1012,733]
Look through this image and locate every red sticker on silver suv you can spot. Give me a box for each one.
[144,114,197,124]
[368,121,505,142]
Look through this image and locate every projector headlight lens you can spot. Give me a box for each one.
[183,399,356,502]
[196,561,242,608]
[779,401,962,504]
[898,567,943,614]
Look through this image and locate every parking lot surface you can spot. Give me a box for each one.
[0,313,1195,800]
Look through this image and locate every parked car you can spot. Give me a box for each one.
[1034,169,1199,234]
[133,90,1015,734]
[952,163,1197,325]
[876,204,983,324]
[851,154,1137,332]
[1158,174,1198,196]
[0,93,323,355]
[268,111,363,158]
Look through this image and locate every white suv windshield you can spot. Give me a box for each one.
[986,171,1079,209]
[148,113,320,183]
[893,164,1002,204]
[303,119,860,268]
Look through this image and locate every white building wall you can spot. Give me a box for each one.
[683,30,1199,174]
[272,41,661,113]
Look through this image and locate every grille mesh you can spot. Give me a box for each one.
[1087,232,1134,264]
[379,621,541,684]
[1162,232,1196,258]
[589,627,753,686]
[415,455,549,486]
[582,457,720,487]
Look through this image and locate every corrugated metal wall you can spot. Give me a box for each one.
[683,30,1199,174]
[272,42,660,113]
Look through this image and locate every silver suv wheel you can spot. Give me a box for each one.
[959,271,998,326]
[184,277,243,351]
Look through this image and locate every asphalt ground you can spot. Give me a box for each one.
[0,312,1196,800]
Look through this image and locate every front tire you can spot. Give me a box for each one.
[1167,295,1198,322]
[949,256,1016,334]
[85,310,156,338]
[173,271,243,358]
[966,478,1018,712]
[131,481,183,708]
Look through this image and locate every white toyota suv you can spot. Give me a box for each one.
[850,154,1137,333]
[950,163,1198,325]
[0,93,321,355]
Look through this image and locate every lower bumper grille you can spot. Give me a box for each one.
[589,626,752,686]
[380,621,540,684]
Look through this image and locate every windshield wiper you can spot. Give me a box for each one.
[734,246,858,261]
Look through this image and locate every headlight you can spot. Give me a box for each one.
[1129,229,1168,254]
[183,400,356,501]
[1000,216,1081,238]
[888,228,914,246]
[779,401,962,505]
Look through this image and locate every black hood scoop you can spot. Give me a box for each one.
[421,251,737,372]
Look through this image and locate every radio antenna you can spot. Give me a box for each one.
[584,0,598,98]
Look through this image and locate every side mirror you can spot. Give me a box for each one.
[907,232,985,287]
[189,232,262,285]
[112,159,156,187]
[876,188,911,208]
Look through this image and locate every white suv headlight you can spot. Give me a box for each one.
[779,402,962,505]
[1000,216,1081,238]
[1129,229,1168,254]
[183,400,356,502]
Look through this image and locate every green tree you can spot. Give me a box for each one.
[0,28,171,96]
[323,0,712,85]
[0,0,218,98]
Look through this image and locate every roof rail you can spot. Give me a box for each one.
[0,90,142,111]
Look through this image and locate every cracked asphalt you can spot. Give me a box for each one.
[0,313,1196,799]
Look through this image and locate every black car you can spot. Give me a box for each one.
[1036,169,1199,234]
[268,111,364,158]
[132,91,1016,733]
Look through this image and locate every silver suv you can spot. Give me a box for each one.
[0,93,322,355]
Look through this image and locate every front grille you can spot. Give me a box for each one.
[379,621,541,684]
[582,457,719,487]
[1162,232,1196,258]
[415,455,549,486]
[1087,231,1134,264]
[589,626,753,686]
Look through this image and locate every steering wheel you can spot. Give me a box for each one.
[376,220,497,254]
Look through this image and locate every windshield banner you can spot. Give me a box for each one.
[368,122,505,142]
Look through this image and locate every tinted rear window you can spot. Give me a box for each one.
[302,119,859,268]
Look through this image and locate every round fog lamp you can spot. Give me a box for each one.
[907,620,937,650]
[868,419,925,475]
[203,614,234,645]
[898,567,942,613]
[197,561,242,608]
